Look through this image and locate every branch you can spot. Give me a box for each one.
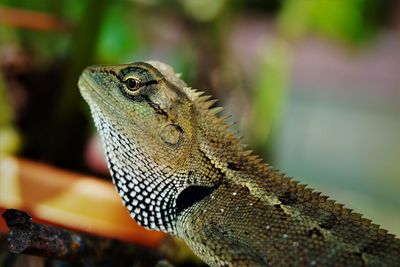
[2,209,168,266]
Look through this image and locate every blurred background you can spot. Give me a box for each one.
[0,0,399,252]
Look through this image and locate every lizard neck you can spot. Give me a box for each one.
[92,108,181,233]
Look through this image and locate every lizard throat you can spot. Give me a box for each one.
[91,108,179,233]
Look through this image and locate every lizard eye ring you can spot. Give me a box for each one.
[124,78,141,93]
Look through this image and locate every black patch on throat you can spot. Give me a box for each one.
[176,185,219,215]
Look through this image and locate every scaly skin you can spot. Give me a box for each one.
[79,61,400,267]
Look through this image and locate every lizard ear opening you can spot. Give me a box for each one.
[176,185,219,215]
[160,124,184,146]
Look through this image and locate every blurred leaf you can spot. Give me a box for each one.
[278,0,378,44]
[0,75,21,154]
[249,40,291,149]
[0,126,21,155]
[2,0,55,12]
[181,0,226,22]
[96,3,141,63]
[61,0,88,21]
[57,0,109,118]
[1,0,73,61]
[0,74,12,126]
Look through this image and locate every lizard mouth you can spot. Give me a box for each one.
[78,70,109,106]
[78,72,127,120]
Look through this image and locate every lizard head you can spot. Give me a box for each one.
[79,61,195,167]
[79,61,222,232]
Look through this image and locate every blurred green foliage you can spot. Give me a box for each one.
[250,40,292,150]
[250,0,394,150]
[278,0,385,43]
[0,75,21,154]
[96,3,141,63]
[0,76,12,127]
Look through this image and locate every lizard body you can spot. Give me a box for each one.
[78,61,400,266]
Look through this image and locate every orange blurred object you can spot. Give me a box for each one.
[0,156,165,248]
[0,6,70,31]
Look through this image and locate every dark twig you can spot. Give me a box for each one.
[2,209,165,266]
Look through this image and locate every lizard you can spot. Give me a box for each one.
[78,61,400,267]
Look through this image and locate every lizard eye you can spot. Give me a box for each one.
[124,78,141,93]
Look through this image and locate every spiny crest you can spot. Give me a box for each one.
[182,86,204,101]
[270,166,387,232]
[188,87,240,138]
[182,84,268,167]
[169,70,241,144]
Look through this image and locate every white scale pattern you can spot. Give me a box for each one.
[89,107,181,234]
